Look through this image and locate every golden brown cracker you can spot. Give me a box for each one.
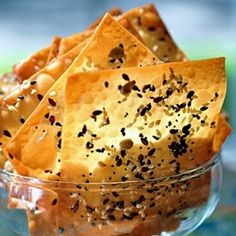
[4,13,159,179]
[120,4,187,62]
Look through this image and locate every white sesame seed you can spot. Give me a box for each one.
[15,102,20,108]
[4,161,14,172]
[31,89,37,95]
[22,83,31,90]
[49,91,57,96]
[153,45,158,51]
[34,210,42,215]
[7,105,17,112]
[34,65,41,71]
[98,224,103,230]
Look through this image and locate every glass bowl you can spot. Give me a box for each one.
[0,153,222,236]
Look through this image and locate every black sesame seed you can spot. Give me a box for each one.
[182,124,191,135]
[120,149,126,157]
[17,95,24,100]
[148,26,155,31]
[166,88,173,97]
[82,125,87,134]
[138,154,144,164]
[170,129,178,134]
[187,90,194,99]
[71,200,80,213]
[152,135,160,140]
[119,43,124,48]
[112,192,119,198]
[55,122,62,127]
[141,167,149,172]
[148,148,156,157]
[117,200,124,209]
[137,195,145,204]
[103,199,110,205]
[51,198,57,206]
[57,139,62,149]
[86,142,93,149]
[104,81,109,88]
[8,153,14,159]
[96,148,105,153]
[3,130,11,138]
[120,127,126,136]
[20,118,25,124]
[48,98,56,107]
[30,81,37,85]
[200,106,208,111]
[116,158,122,167]
[92,110,103,116]
[109,58,116,63]
[122,73,130,81]
[132,85,140,92]
[153,96,162,103]
[37,94,43,101]
[140,136,148,145]
[121,176,128,181]
[86,206,93,213]
[49,115,55,125]
[44,113,50,118]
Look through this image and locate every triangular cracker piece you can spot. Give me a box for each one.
[120,4,187,62]
[0,39,88,160]
[5,13,160,179]
[61,57,226,182]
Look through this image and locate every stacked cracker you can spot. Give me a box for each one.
[0,4,231,236]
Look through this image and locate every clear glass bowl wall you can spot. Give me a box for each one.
[0,154,222,236]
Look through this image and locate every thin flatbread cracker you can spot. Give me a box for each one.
[46,36,62,65]
[0,39,89,161]
[4,13,160,179]
[120,4,187,62]
[62,57,226,182]
[54,58,226,233]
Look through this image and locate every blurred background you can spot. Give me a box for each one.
[0,0,235,235]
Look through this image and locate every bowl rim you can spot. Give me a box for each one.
[0,153,221,189]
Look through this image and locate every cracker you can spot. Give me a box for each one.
[53,58,226,232]
[62,57,226,182]
[120,4,187,62]
[0,39,88,163]
[4,13,159,179]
